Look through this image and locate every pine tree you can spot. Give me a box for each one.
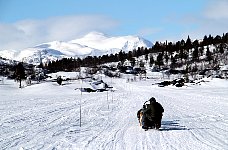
[185,35,192,50]
[192,40,199,61]
[164,51,169,65]
[149,54,154,67]
[206,46,213,63]
[156,53,164,69]
[145,53,149,62]
[219,43,224,54]
[202,35,208,46]
[14,62,26,88]
[130,57,136,67]
[192,48,199,61]
[136,47,142,58]
[139,60,145,68]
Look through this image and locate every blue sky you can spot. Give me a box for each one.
[0,0,228,50]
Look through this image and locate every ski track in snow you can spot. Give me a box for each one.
[0,77,228,150]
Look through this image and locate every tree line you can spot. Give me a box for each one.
[44,32,228,73]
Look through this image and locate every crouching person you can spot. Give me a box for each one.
[137,97,164,130]
[144,97,164,129]
[137,104,156,130]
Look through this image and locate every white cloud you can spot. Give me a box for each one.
[0,15,118,50]
[204,0,228,20]
[188,0,228,40]
[137,27,162,38]
[165,0,228,42]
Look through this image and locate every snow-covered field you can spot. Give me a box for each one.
[0,75,228,150]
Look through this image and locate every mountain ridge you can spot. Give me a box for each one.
[0,32,153,64]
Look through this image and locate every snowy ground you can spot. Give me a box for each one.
[0,75,228,150]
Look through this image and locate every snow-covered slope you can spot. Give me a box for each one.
[0,75,227,150]
[0,50,18,61]
[0,32,153,64]
[71,31,152,54]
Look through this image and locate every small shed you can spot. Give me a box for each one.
[220,65,228,78]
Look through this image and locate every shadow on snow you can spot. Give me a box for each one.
[160,120,189,131]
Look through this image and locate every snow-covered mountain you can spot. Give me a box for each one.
[0,32,153,64]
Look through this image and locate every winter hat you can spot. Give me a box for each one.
[149,97,156,102]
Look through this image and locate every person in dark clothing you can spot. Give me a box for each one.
[142,97,164,129]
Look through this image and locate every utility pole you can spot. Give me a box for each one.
[79,68,82,127]
[107,90,109,110]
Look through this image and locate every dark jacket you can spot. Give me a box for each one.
[144,101,164,118]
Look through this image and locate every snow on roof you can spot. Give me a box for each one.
[221,65,228,71]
